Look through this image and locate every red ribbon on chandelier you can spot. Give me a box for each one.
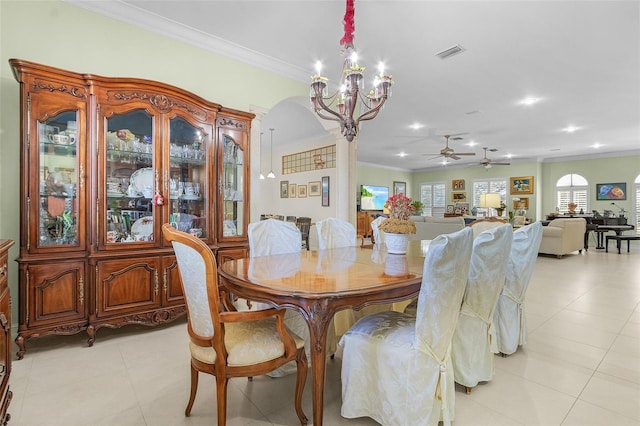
[340,0,355,46]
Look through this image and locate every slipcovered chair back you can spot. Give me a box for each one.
[494,221,543,355]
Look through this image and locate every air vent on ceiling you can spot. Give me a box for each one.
[435,44,465,59]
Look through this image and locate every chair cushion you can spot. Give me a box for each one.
[189,318,305,366]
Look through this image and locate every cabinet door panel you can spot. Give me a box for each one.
[96,258,160,317]
[29,94,87,254]
[216,116,250,246]
[166,115,213,244]
[161,256,184,306]
[25,262,86,326]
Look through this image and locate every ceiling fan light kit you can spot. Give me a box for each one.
[479,147,511,168]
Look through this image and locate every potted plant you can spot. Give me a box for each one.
[379,193,417,254]
[410,200,424,215]
[495,201,507,217]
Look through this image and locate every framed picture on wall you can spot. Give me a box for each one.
[322,176,330,206]
[298,184,307,198]
[289,183,297,198]
[308,181,321,196]
[510,176,534,194]
[512,197,529,209]
[452,192,466,202]
[596,182,626,200]
[393,181,406,195]
[280,181,289,198]
[452,179,465,190]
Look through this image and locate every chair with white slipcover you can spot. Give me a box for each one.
[468,216,508,238]
[493,221,543,355]
[161,224,307,425]
[315,217,358,249]
[370,216,386,245]
[317,218,391,337]
[247,218,336,375]
[340,227,474,426]
[450,223,512,394]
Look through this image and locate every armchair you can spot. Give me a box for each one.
[538,218,586,258]
[162,224,308,425]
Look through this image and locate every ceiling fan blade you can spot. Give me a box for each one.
[425,154,444,161]
[452,152,476,156]
[492,162,511,165]
[449,154,461,160]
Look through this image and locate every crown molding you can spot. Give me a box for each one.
[65,0,310,83]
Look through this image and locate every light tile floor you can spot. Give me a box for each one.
[9,244,640,425]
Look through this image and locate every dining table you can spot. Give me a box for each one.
[218,241,431,425]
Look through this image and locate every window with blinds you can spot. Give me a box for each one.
[556,174,589,213]
[635,176,640,230]
[472,178,507,216]
[420,182,446,217]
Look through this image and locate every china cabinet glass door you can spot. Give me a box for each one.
[104,110,155,244]
[167,117,209,240]
[221,134,245,239]
[38,111,80,248]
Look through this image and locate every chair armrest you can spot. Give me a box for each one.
[219,307,284,323]
[542,226,563,238]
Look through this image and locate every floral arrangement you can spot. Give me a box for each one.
[379,193,417,234]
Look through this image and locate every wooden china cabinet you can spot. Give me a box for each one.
[0,240,14,425]
[11,59,253,358]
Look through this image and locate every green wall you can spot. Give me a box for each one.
[359,155,639,220]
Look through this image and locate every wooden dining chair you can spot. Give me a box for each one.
[162,223,308,425]
[295,217,312,250]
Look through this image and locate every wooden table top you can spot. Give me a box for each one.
[220,242,430,297]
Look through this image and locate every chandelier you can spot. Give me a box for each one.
[310,0,393,142]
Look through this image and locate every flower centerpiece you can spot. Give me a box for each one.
[379,193,417,234]
[379,194,416,254]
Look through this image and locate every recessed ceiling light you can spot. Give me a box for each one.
[409,123,424,130]
[592,143,603,149]
[397,152,408,157]
[562,125,581,133]
[519,97,541,106]
[505,153,513,159]
[467,140,478,147]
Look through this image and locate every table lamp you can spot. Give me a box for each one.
[479,193,501,216]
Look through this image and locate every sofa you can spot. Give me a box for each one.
[538,218,586,258]
[408,216,466,240]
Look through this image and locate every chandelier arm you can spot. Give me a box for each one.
[313,96,345,122]
[357,99,387,122]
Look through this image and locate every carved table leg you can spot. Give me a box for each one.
[302,299,334,426]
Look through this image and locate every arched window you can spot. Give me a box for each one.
[556,174,588,213]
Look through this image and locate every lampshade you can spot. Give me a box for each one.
[479,193,501,208]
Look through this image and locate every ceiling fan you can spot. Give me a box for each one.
[479,147,511,168]
[424,135,476,161]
